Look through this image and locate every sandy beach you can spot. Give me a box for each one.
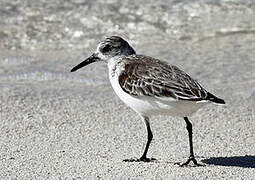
[0,0,255,179]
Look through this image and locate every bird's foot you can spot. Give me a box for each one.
[175,156,205,167]
[123,157,157,162]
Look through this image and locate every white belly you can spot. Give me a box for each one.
[109,73,208,117]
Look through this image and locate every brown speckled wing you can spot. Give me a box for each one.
[118,55,209,101]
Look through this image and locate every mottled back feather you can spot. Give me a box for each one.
[118,55,209,101]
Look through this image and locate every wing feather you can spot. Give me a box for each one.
[118,55,209,101]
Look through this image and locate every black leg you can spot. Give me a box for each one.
[123,116,156,162]
[139,116,153,162]
[179,117,203,167]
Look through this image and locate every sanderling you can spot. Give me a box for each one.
[71,36,225,166]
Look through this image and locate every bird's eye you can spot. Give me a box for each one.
[101,45,111,53]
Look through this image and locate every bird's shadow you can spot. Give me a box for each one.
[201,155,255,168]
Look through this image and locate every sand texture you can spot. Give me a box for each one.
[0,0,255,179]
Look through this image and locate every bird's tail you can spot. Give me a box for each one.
[206,92,225,104]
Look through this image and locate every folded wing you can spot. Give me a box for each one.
[118,55,212,102]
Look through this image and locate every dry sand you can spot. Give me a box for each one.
[0,0,255,179]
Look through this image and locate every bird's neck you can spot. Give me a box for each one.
[107,55,126,78]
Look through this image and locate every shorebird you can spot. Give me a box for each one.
[70,36,225,166]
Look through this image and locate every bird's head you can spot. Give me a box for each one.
[70,36,135,72]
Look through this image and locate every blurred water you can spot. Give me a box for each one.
[0,0,255,50]
[0,0,255,102]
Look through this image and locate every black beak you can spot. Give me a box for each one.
[70,53,100,72]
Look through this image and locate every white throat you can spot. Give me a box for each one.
[107,55,126,78]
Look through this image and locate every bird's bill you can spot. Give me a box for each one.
[70,53,100,72]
